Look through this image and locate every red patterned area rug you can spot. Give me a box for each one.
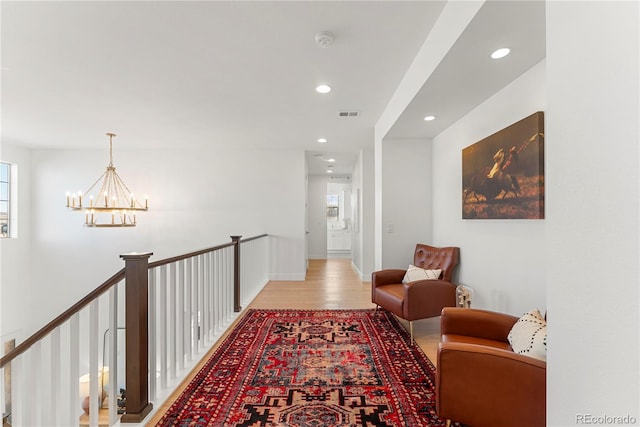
[157,309,462,426]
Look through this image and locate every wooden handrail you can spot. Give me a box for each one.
[148,242,235,269]
[0,233,269,369]
[147,234,267,269]
[0,268,126,368]
[240,233,268,244]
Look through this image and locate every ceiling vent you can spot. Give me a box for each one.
[338,111,359,118]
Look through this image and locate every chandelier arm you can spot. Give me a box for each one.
[96,175,110,209]
[83,170,108,196]
[106,170,117,208]
[112,170,137,207]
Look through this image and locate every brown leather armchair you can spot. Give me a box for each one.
[371,244,460,339]
[436,307,546,427]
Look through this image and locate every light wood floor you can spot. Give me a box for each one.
[146,258,442,425]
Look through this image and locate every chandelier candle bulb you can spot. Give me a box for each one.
[145,195,149,209]
[66,192,70,207]
[78,192,82,207]
[89,195,94,208]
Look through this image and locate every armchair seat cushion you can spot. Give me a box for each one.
[372,284,404,317]
[441,333,513,352]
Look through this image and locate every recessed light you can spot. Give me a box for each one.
[423,115,436,121]
[327,158,335,163]
[491,48,510,59]
[327,169,333,173]
[317,138,327,143]
[316,84,331,94]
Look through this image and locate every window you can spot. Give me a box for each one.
[326,194,339,221]
[1,162,11,238]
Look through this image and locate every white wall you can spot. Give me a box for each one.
[351,152,364,277]
[2,145,307,338]
[307,174,329,259]
[360,143,376,281]
[0,144,32,345]
[432,60,546,315]
[546,2,639,423]
[382,138,433,269]
[351,142,375,281]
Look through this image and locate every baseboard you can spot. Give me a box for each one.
[351,261,364,281]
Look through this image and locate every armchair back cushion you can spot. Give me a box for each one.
[413,244,459,282]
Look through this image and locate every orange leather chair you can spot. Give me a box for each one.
[436,307,546,427]
[371,244,460,339]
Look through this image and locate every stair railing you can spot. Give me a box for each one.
[0,234,269,427]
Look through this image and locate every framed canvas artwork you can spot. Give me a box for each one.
[462,111,544,219]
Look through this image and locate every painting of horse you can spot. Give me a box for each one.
[462,112,544,219]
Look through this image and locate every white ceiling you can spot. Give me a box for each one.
[1,1,545,176]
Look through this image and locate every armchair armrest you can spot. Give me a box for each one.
[437,341,546,427]
[371,269,406,288]
[405,279,455,297]
[441,307,518,343]
[403,280,456,320]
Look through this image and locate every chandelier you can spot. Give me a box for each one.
[66,133,148,227]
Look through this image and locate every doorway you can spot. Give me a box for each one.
[326,182,352,259]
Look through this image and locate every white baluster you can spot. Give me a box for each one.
[108,285,119,425]
[178,260,185,370]
[170,262,177,378]
[69,313,80,427]
[186,257,193,362]
[149,269,157,401]
[50,329,61,425]
[160,265,168,389]
[11,355,22,427]
[192,256,200,352]
[90,299,99,427]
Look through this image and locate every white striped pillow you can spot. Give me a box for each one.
[402,265,442,284]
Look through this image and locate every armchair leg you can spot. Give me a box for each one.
[445,420,451,427]
[409,321,414,344]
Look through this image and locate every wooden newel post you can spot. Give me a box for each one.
[120,252,154,423]
[231,235,242,312]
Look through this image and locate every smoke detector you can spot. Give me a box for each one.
[315,31,334,48]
